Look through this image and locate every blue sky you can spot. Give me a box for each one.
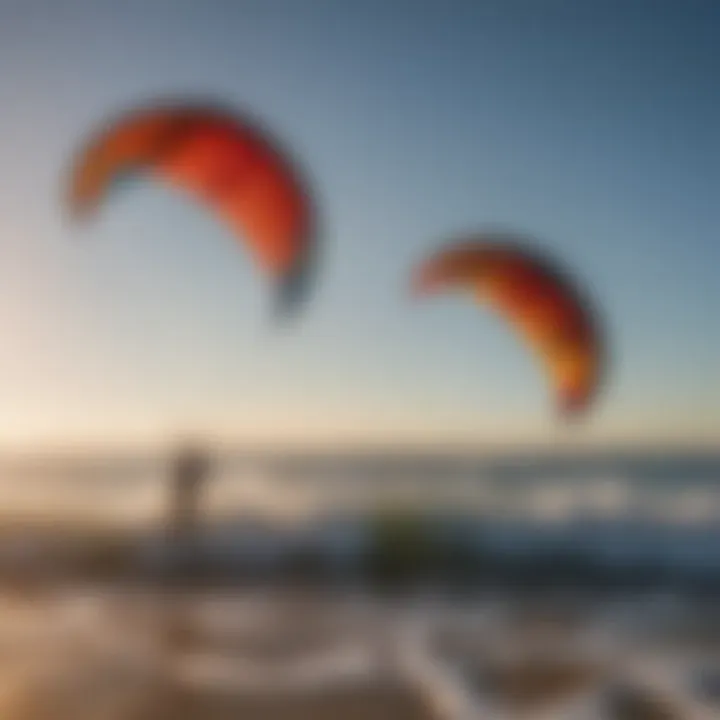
[0,0,716,448]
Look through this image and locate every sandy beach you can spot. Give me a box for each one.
[0,587,718,719]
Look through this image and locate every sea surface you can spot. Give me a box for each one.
[0,449,718,575]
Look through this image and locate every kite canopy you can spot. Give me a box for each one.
[66,100,316,315]
[411,234,604,418]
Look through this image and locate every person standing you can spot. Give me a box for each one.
[166,441,212,586]
[159,441,213,678]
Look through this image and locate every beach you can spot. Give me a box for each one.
[0,585,719,719]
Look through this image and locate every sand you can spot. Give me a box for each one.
[1,587,719,719]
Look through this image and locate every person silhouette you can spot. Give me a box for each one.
[166,440,212,586]
[160,440,213,664]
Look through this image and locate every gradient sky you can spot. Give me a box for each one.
[0,0,717,449]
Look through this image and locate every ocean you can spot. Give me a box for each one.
[0,448,718,585]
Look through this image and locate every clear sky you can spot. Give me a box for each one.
[0,0,716,449]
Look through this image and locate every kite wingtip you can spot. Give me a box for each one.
[558,393,590,422]
[273,240,318,322]
[409,267,437,298]
[272,267,310,324]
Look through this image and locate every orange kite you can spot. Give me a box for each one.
[411,234,605,417]
[66,100,316,314]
